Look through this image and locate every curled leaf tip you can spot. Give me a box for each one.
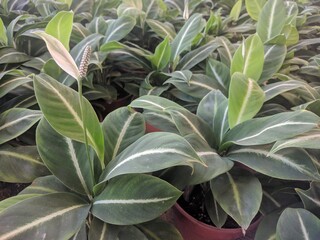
[79,45,92,78]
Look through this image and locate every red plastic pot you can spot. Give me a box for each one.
[166,204,261,240]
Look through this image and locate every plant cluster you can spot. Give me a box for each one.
[1,0,320,239]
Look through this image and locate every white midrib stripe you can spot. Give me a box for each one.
[66,138,91,198]
[134,99,165,110]
[156,42,167,69]
[0,113,41,131]
[264,83,300,94]
[112,113,137,159]
[174,111,207,141]
[181,46,212,70]
[0,52,27,62]
[107,148,194,177]
[236,122,317,143]
[297,212,309,240]
[190,80,215,90]
[99,223,107,240]
[243,40,255,75]
[173,16,198,60]
[0,204,86,240]
[274,133,320,151]
[0,77,31,88]
[267,0,277,40]
[74,24,86,38]
[0,151,45,166]
[105,22,129,43]
[220,107,229,143]
[235,80,253,126]
[73,0,86,13]
[230,148,312,175]
[149,21,174,40]
[298,191,320,207]
[226,172,242,217]
[94,197,173,205]
[197,151,218,156]
[41,80,96,149]
[219,38,233,62]
[209,64,224,87]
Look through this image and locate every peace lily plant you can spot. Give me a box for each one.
[0,30,209,239]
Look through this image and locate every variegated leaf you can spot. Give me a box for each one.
[0,193,90,240]
[296,182,320,218]
[227,146,320,181]
[130,95,183,112]
[0,75,32,98]
[146,20,176,41]
[271,129,320,153]
[98,132,203,183]
[0,108,42,144]
[92,174,182,225]
[102,107,145,163]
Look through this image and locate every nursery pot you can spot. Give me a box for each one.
[167,204,261,240]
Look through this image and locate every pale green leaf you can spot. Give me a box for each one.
[228,73,265,128]
[0,17,8,45]
[230,0,243,21]
[45,11,73,51]
[230,34,264,81]
[33,74,104,163]
[104,16,136,44]
[245,0,266,21]
[146,19,176,41]
[149,36,171,70]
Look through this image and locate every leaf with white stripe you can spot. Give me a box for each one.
[0,193,90,240]
[0,47,30,64]
[170,13,203,63]
[197,90,229,145]
[296,182,320,218]
[148,36,171,71]
[168,108,214,145]
[222,110,320,148]
[210,170,262,231]
[165,74,220,99]
[262,80,305,102]
[0,194,41,214]
[245,0,266,21]
[45,11,73,50]
[259,44,287,83]
[92,174,182,225]
[0,108,42,144]
[0,18,7,45]
[257,0,286,43]
[98,132,203,183]
[36,118,95,197]
[0,75,32,98]
[215,36,236,67]
[102,107,145,163]
[276,208,320,240]
[271,129,320,153]
[130,95,183,112]
[230,34,264,81]
[103,16,136,44]
[34,73,105,163]
[146,19,176,41]
[254,211,280,240]
[176,41,219,70]
[0,144,49,183]
[227,146,320,181]
[206,58,230,94]
[228,73,265,129]
[88,217,120,240]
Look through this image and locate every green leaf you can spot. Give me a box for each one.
[205,192,228,228]
[257,0,286,43]
[137,218,183,240]
[197,90,229,145]
[262,80,305,102]
[0,193,90,240]
[228,73,265,129]
[130,95,183,112]
[34,31,80,80]
[45,11,73,51]
[210,171,262,230]
[276,208,320,240]
[98,132,203,183]
[230,34,264,81]
[283,25,299,46]
[33,73,104,163]
[146,20,176,41]
[296,182,320,218]
[223,110,320,147]
[215,36,236,67]
[0,194,41,214]
[176,41,219,70]
[36,118,95,197]
[259,44,287,83]
[0,48,30,64]
[104,16,136,44]
[230,0,242,21]
[102,107,145,163]
[0,108,42,145]
[88,218,119,240]
[171,13,203,62]
[0,145,49,183]
[0,17,8,45]
[92,174,182,225]
[206,58,230,94]
[0,75,32,98]
[271,129,320,153]
[245,0,266,21]
[149,36,171,71]
[227,146,320,181]
[254,211,280,240]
